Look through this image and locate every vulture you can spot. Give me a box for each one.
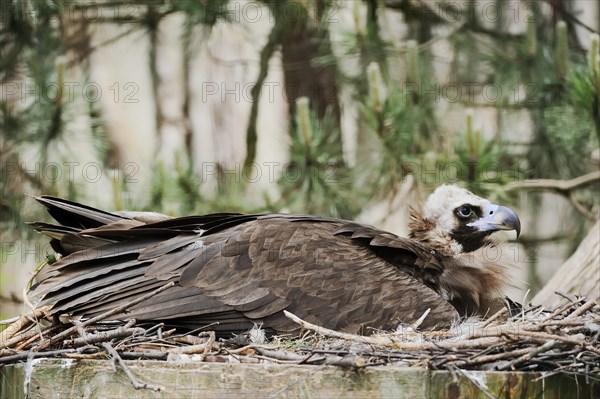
[28,185,521,335]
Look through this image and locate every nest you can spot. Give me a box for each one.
[1,283,598,392]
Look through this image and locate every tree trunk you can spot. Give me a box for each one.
[532,219,600,309]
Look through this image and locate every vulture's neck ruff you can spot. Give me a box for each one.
[409,185,521,258]
[407,185,521,318]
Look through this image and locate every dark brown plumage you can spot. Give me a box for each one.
[28,185,521,335]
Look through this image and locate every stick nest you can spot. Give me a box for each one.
[1,286,598,387]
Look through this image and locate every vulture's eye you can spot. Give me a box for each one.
[455,206,473,219]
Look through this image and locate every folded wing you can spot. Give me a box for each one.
[29,196,460,334]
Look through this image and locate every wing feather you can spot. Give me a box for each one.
[139,234,202,260]
[144,246,203,279]
[29,199,463,335]
[178,242,228,287]
[180,219,459,332]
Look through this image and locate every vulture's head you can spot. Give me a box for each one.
[409,185,521,257]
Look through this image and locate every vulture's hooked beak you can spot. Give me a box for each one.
[468,204,521,238]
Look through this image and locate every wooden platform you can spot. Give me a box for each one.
[1,359,597,398]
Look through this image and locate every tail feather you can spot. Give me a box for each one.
[34,195,127,229]
[27,195,268,334]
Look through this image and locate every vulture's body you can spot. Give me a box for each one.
[28,185,521,335]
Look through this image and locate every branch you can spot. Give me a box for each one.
[0,325,59,351]
[102,342,163,391]
[495,340,556,371]
[504,171,600,193]
[540,0,600,34]
[243,20,282,170]
[568,194,597,221]
[284,310,397,346]
[565,298,598,320]
[0,306,51,343]
[0,349,75,365]
[505,171,600,220]
[64,326,144,348]
[283,310,503,350]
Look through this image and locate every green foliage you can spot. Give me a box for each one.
[175,0,232,29]
[1,0,598,239]
[537,105,596,178]
[278,98,358,218]
[358,59,440,196]
[524,45,599,180]
[1,4,64,146]
[452,114,522,202]
[1,1,66,236]
[567,66,600,142]
[144,159,203,215]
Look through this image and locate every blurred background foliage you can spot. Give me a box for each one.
[1,0,599,316]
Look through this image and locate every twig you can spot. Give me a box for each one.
[0,306,52,342]
[284,310,399,346]
[285,310,504,350]
[565,299,597,320]
[541,319,600,327]
[224,344,279,355]
[65,352,106,359]
[411,308,431,330]
[0,324,59,350]
[255,347,306,362]
[504,331,593,352]
[34,282,175,350]
[0,349,75,364]
[119,351,169,361]
[0,316,21,325]
[166,331,216,356]
[496,340,556,371]
[555,291,579,303]
[64,327,145,348]
[167,342,210,355]
[458,347,534,367]
[480,308,507,329]
[16,333,45,351]
[540,299,584,324]
[101,342,163,391]
[22,286,35,312]
[323,354,367,368]
[256,353,289,364]
[173,336,205,345]
[201,331,215,358]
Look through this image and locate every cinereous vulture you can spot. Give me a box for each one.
[28,185,521,335]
